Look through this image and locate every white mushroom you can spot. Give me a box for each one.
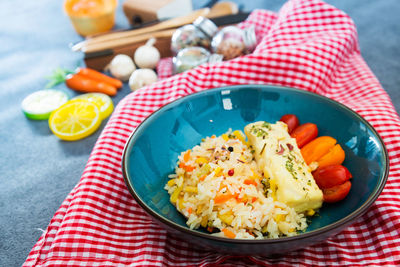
[134,38,160,69]
[128,69,158,91]
[106,54,136,81]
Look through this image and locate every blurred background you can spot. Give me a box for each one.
[0,0,399,266]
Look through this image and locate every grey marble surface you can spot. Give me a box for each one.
[0,0,399,266]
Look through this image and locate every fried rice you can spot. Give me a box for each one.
[164,130,308,239]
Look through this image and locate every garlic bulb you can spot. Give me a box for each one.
[106,54,136,81]
[134,38,160,69]
[128,69,158,91]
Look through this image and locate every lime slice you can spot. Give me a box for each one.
[73,93,114,119]
[21,89,69,120]
[48,99,101,141]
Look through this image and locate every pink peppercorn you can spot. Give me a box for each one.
[228,169,234,176]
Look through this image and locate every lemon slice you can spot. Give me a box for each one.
[49,99,101,141]
[73,93,114,120]
[21,89,69,120]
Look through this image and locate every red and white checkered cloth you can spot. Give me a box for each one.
[24,0,400,266]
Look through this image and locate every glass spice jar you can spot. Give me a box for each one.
[172,46,222,74]
[211,25,257,60]
[170,16,218,55]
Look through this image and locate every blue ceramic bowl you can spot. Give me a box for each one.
[122,85,388,255]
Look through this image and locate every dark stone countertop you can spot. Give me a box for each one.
[0,0,398,266]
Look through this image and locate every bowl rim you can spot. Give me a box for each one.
[121,84,389,244]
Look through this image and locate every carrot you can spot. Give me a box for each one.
[65,74,117,96]
[77,67,123,89]
[244,179,258,186]
[214,192,238,204]
[179,162,195,172]
[199,175,207,181]
[187,207,192,214]
[222,228,236,239]
[183,150,191,162]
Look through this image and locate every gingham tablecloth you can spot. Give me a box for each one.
[24,0,400,266]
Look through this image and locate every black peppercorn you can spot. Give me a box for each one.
[228,146,233,152]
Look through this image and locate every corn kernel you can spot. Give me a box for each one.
[274,214,286,222]
[251,169,261,180]
[222,134,229,141]
[289,228,296,233]
[170,185,183,204]
[238,194,248,203]
[183,186,198,193]
[196,205,204,215]
[167,179,176,187]
[269,179,277,200]
[200,216,208,227]
[214,167,222,176]
[306,209,315,216]
[195,157,208,164]
[261,225,268,233]
[233,130,246,143]
[178,197,185,210]
[218,211,234,225]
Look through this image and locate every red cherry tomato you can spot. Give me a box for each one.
[290,123,318,148]
[322,181,352,203]
[280,114,300,134]
[313,165,352,189]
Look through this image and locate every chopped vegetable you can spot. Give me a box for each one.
[170,185,183,204]
[183,150,191,162]
[301,136,337,165]
[279,114,299,133]
[316,144,345,168]
[290,123,318,148]
[179,162,195,172]
[214,167,223,176]
[312,165,352,189]
[322,180,351,203]
[218,211,234,225]
[306,209,315,216]
[243,179,257,186]
[214,191,238,204]
[200,216,208,227]
[222,228,236,238]
[183,186,198,193]
[222,134,229,141]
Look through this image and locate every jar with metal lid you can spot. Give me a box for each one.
[170,16,218,55]
[211,25,257,60]
[172,46,223,74]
